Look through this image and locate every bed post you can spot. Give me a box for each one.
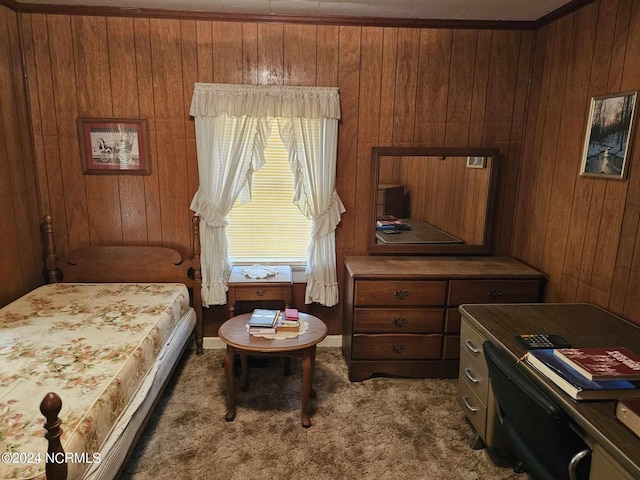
[192,214,204,355]
[40,392,67,480]
[44,215,58,284]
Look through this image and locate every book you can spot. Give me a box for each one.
[553,347,640,381]
[248,326,277,334]
[276,319,300,333]
[524,349,640,401]
[247,309,280,328]
[616,398,640,437]
[285,308,299,321]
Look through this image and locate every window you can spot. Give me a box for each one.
[226,124,312,264]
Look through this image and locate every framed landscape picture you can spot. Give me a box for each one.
[78,118,151,175]
[580,91,637,180]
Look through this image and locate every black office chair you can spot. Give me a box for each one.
[483,341,591,480]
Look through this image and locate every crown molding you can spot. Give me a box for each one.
[1,0,596,30]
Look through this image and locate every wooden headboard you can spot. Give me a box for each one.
[42,214,204,354]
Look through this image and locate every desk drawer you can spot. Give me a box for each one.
[352,334,442,360]
[354,308,444,333]
[458,379,487,437]
[459,347,490,400]
[448,279,541,305]
[354,281,447,306]
[460,320,487,371]
[232,286,291,301]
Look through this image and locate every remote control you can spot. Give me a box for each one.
[516,333,571,350]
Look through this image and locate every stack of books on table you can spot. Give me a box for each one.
[524,346,640,401]
[375,215,411,232]
[247,308,300,335]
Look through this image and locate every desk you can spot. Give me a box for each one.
[226,265,292,318]
[459,303,640,480]
[218,312,328,428]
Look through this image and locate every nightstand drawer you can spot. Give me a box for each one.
[449,279,541,305]
[354,281,447,306]
[354,308,444,333]
[352,334,442,360]
[232,286,291,301]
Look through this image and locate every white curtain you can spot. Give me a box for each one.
[190,83,343,307]
[278,117,345,306]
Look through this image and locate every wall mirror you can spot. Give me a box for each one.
[368,146,499,255]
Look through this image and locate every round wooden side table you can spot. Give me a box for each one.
[218,312,328,427]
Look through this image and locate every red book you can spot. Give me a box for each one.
[553,347,640,381]
[285,308,299,321]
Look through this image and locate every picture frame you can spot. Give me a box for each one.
[78,118,150,175]
[580,91,637,180]
[466,156,486,168]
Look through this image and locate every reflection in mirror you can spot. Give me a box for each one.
[369,147,499,255]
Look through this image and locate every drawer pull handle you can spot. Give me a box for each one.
[462,396,478,413]
[255,289,265,296]
[392,317,407,327]
[464,339,481,354]
[464,368,480,383]
[487,289,503,300]
[394,289,409,300]
[391,344,405,354]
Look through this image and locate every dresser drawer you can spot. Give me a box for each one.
[448,279,541,305]
[354,281,447,306]
[352,334,442,360]
[354,308,444,333]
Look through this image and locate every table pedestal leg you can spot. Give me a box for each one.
[300,346,316,428]
[224,346,236,422]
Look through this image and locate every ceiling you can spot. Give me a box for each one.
[10,0,578,22]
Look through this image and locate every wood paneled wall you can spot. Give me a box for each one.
[0,5,43,307]
[16,13,534,332]
[514,0,640,325]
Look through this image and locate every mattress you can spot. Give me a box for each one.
[0,283,193,480]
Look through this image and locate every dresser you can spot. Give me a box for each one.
[342,256,545,382]
[376,184,405,218]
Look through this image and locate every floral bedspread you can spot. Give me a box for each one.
[0,283,191,480]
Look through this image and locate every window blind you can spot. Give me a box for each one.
[226,124,311,264]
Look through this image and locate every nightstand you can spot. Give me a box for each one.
[227,265,293,318]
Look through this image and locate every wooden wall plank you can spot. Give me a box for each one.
[107,16,148,245]
[445,29,476,147]
[587,0,633,307]
[336,26,360,254]
[393,28,419,145]
[316,25,338,87]
[284,24,316,86]
[574,0,618,303]
[613,0,640,317]
[150,18,190,253]
[414,29,448,146]
[542,6,597,302]
[73,15,123,246]
[257,23,284,85]
[134,18,162,245]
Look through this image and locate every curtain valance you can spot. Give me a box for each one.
[190,83,341,120]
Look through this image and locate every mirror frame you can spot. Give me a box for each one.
[368,146,500,255]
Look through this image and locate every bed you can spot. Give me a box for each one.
[0,215,204,480]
